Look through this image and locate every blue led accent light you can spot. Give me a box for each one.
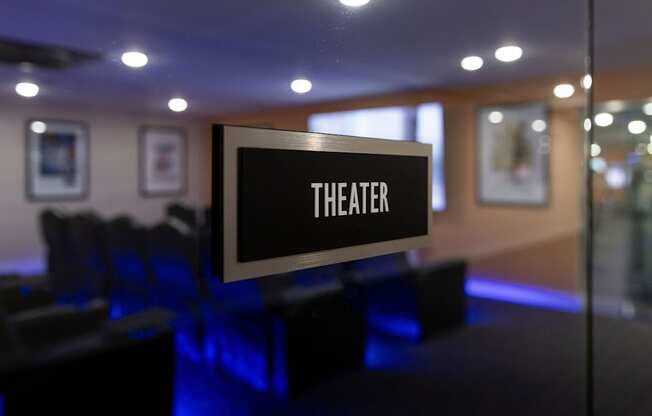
[175,331,203,363]
[465,277,581,312]
[271,320,288,395]
[216,321,269,392]
[110,304,124,320]
[366,311,421,340]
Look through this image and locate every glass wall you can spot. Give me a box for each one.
[0,1,591,415]
[592,0,652,414]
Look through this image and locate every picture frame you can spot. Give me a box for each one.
[25,118,90,202]
[476,103,550,207]
[139,125,187,198]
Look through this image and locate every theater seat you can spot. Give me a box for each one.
[0,283,53,316]
[355,259,467,341]
[8,299,108,354]
[207,284,365,396]
[2,317,175,415]
[102,216,153,318]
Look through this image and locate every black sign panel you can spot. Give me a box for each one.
[238,148,429,262]
[212,124,432,282]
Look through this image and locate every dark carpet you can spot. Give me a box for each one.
[174,298,652,416]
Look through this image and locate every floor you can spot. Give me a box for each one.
[173,299,585,415]
[172,297,652,415]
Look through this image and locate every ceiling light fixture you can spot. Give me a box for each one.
[168,97,188,112]
[494,45,523,63]
[531,119,547,132]
[460,56,483,71]
[594,112,614,127]
[581,74,592,89]
[488,111,504,124]
[628,120,647,135]
[643,102,652,116]
[15,82,39,98]
[554,83,575,99]
[591,143,602,157]
[30,121,47,134]
[339,0,370,7]
[121,51,149,68]
[291,79,312,94]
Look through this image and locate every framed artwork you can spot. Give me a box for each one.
[476,103,550,206]
[25,118,90,201]
[139,126,187,198]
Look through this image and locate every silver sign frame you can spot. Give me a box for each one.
[213,124,433,283]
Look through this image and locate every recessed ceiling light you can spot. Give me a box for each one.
[605,166,627,189]
[590,157,607,173]
[30,121,47,134]
[488,111,504,124]
[628,120,647,135]
[339,0,370,7]
[121,51,148,68]
[494,45,523,63]
[291,79,312,94]
[584,118,592,132]
[643,102,652,116]
[554,83,575,99]
[590,143,601,157]
[581,74,592,90]
[15,82,39,98]
[168,97,188,112]
[460,56,483,71]
[594,112,614,127]
[531,119,547,132]
[604,100,625,112]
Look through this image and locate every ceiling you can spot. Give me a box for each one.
[0,0,649,117]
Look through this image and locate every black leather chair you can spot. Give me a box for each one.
[166,202,198,230]
[212,282,365,396]
[0,281,53,316]
[355,259,467,341]
[7,299,109,354]
[147,222,204,359]
[39,210,78,300]
[2,309,175,415]
[67,212,110,300]
[102,216,153,317]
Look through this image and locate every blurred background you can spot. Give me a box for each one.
[0,0,649,415]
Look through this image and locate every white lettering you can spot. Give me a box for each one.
[312,181,389,218]
[311,183,323,218]
[324,182,336,217]
[370,182,379,213]
[380,182,389,212]
[359,182,370,214]
[337,183,348,216]
[349,183,360,215]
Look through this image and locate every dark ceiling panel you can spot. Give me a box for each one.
[0,0,647,116]
[0,37,101,69]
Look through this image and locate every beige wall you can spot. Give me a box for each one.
[0,100,211,274]
[6,66,647,287]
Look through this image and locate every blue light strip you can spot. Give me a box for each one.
[465,277,582,313]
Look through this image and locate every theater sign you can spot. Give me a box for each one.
[212,124,432,282]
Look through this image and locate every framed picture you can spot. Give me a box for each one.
[139,126,187,198]
[25,118,90,201]
[476,103,550,206]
